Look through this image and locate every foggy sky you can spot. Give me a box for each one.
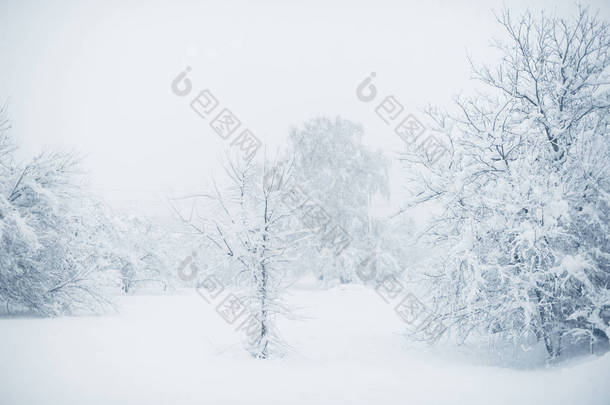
[1,0,608,216]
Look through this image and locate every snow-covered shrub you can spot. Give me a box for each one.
[0,103,190,314]
[0,132,113,315]
[101,211,187,294]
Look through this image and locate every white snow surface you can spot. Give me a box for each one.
[1,284,609,404]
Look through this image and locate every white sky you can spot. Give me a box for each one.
[1,0,608,215]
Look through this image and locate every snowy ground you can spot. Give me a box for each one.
[1,284,609,405]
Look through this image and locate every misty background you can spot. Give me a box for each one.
[3,0,607,217]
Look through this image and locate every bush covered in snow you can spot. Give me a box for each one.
[0,106,185,315]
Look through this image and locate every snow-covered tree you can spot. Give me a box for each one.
[175,152,302,358]
[400,6,610,357]
[287,116,390,284]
